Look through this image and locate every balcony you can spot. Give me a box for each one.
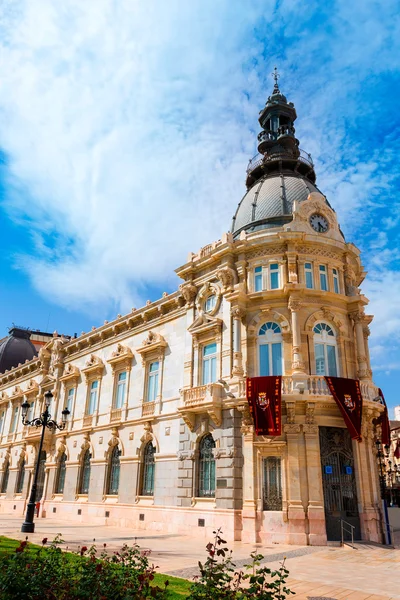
[142,401,155,417]
[110,408,122,423]
[179,383,223,431]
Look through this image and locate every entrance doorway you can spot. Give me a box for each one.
[319,426,361,541]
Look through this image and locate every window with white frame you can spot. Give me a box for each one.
[332,268,340,294]
[0,410,5,435]
[202,342,217,385]
[304,262,314,289]
[66,388,74,413]
[204,294,216,313]
[28,401,35,421]
[253,263,282,292]
[146,362,159,402]
[269,263,280,289]
[258,322,283,376]
[254,266,263,291]
[319,265,328,291]
[87,380,99,415]
[114,371,127,408]
[313,323,338,376]
[10,406,19,433]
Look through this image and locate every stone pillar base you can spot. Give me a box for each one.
[360,508,382,543]
[307,505,327,545]
[241,502,258,543]
[287,505,308,545]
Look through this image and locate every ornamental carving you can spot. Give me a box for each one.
[1,447,11,470]
[305,401,316,424]
[10,385,23,399]
[216,265,237,292]
[0,391,8,403]
[288,297,302,312]
[304,308,344,334]
[60,363,80,384]
[230,307,245,320]
[38,346,51,371]
[56,436,67,460]
[105,427,120,458]
[136,332,167,366]
[195,281,222,316]
[179,282,198,305]
[107,343,134,372]
[140,421,154,444]
[285,401,296,424]
[82,355,104,382]
[77,433,91,461]
[239,405,253,435]
[17,443,27,467]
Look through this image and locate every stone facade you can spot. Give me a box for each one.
[0,78,387,545]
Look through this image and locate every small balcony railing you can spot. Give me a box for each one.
[247,148,314,174]
[142,401,155,417]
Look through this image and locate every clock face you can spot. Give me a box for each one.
[310,213,329,233]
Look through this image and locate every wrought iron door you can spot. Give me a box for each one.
[319,427,360,541]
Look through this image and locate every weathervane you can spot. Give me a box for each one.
[271,66,280,93]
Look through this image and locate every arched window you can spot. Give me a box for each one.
[141,442,155,496]
[107,446,121,495]
[198,434,216,498]
[313,323,338,376]
[15,459,26,494]
[79,449,91,495]
[1,460,10,494]
[258,322,283,376]
[55,453,67,494]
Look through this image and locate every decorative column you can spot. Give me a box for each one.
[284,402,307,545]
[231,307,244,377]
[303,402,326,545]
[288,297,305,375]
[350,311,369,380]
[239,405,258,543]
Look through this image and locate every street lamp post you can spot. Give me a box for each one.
[375,439,392,545]
[20,391,70,533]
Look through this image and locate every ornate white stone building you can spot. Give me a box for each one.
[0,76,386,545]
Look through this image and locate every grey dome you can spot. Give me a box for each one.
[0,328,37,374]
[231,172,325,236]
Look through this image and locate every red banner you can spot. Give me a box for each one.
[246,376,282,436]
[377,388,391,447]
[324,376,363,441]
[394,439,400,460]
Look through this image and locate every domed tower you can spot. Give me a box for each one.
[0,327,38,374]
[232,68,327,237]
[177,70,385,547]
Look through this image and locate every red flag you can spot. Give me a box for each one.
[394,439,400,459]
[377,388,391,447]
[246,376,282,436]
[325,376,363,441]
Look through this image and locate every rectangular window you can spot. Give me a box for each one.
[315,343,325,375]
[263,457,282,511]
[88,381,98,415]
[28,402,35,422]
[115,371,127,408]
[10,406,19,433]
[254,266,263,292]
[269,263,280,290]
[333,268,340,294]
[0,411,4,435]
[319,265,328,291]
[305,262,313,289]
[259,344,270,376]
[272,343,282,375]
[66,388,74,413]
[202,343,217,385]
[147,362,159,402]
[327,345,338,376]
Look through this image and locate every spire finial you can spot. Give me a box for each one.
[271,66,280,94]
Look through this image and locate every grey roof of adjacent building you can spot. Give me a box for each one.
[0,328,38,374]
[231,171,329,236]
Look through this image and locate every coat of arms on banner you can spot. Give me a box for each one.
[257,392,270,410]
[344,394,355,411]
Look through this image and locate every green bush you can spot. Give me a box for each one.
[187,529,294,600]
[0,535,169,600]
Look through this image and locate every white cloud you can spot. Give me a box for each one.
[0,0,399,334]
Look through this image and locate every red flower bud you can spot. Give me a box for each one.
[16,546,23,553]
[80,546,88,555]
[42,538,48,545]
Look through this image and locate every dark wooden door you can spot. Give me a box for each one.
[319,427,361,541]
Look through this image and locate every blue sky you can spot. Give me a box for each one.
[0,1,399,413]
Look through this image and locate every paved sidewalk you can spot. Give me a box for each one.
[0,515,399,599]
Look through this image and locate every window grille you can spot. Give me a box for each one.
[198,434,216,498]
[107,446,121,495]
[55,453,67,494]
[1,461,10,494]
[141,442,155,496]
[79,450,91,494]
[15,460,26,494]
[263,457,282,510]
